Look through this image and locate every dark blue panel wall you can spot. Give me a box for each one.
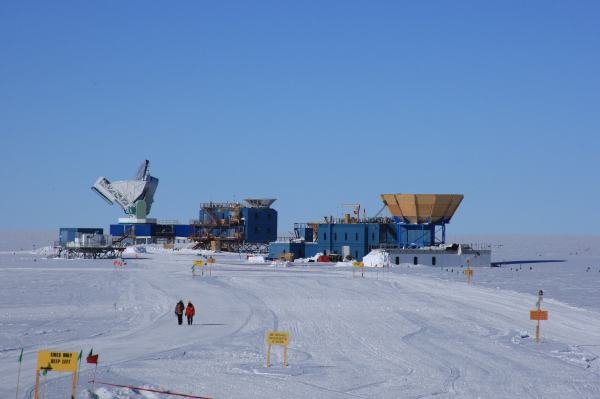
[109,225,125,236]
[397,224,435,247]
[134,224,153,236]
[174,225,191,237]
[268,242,304,259]
[243,208,277,243]
[304,242,319,258]
[315,224,372,260]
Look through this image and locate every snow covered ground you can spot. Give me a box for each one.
[1,235,600,398]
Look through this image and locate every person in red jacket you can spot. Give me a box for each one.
[185,301,195,325]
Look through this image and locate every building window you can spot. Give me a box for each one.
[334,233,337,241]
[344,233,348,241]
[324,233,327,241]
[355,250,358,258]
[395,257,400,265]
[268,213,271,219]
[413,256,418,265]
[432,256,436,266]
[355,233,358,241]
[372,232,375,241]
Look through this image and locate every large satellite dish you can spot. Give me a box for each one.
[92,160,159,219]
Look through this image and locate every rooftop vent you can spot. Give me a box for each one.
[244,198,276,208]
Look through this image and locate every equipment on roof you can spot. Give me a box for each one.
[380,194,463,224]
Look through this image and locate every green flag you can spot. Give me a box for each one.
[42,368,47,376]
[88,348,93,357]
[78,350,82,360]
[18,348,23,363]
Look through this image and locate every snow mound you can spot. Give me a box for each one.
[271,260,293,267]
[335,261,353,267]
[292,252,323,263]
[363,249,390,268]
[123,246,147,255]
[247,255,266,264]
[35,245,59,257]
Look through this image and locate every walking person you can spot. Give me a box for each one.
[175,300,184,325]
[185,301,195,325]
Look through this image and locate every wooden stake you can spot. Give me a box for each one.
[91,363,98,392]
[15,354,23,399]
[535,290,542,343]
[33,370,40,399]
[71,371,78,399]
[266,344,272,368]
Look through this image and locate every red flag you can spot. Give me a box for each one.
[86,354,99,364]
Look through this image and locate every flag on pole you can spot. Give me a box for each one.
[86,354,99,364]
[88,348,93,357]
[18,348,23,363]
[78,350,82,361]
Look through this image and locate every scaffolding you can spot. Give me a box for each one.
[190,202,245,251]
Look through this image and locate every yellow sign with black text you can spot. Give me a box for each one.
[266,331,289,346]
[37,351,79,372]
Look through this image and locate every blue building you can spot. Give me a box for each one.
[314,222,399,260]
[268,194,463,261]
[59,227,104,245]
[109,223,193,244]
[192,198,277,250]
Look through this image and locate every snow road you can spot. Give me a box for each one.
[1,248,600,398]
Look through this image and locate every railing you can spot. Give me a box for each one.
[158,219,180,225]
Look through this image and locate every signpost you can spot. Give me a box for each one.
[192,260,211,276]
[353,261,364,278]
[463,267,474,284]
[266,331,289,367]
[530,290,548,343]
[34,351,79,399]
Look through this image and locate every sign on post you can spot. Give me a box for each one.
[35,351,79,399]
[192,260,211,276]
[530,289,548,342]
[463,267,474,284]
[353,261,364,278]
[37,351,78,372]
[266,331,289,367]
[529,310,548,320]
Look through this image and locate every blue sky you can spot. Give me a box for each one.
[1,1,599,234]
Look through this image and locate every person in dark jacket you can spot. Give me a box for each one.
[185,301,196,325]
[175,300,185,325]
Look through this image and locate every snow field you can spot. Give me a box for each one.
[1,240,600,398]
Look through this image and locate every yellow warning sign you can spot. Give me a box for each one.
[266,330,289,367]
[530,310,548,321]
[266,331,289,346]
[353,261,364,268]
[193,260,205,267]
[37,351,79,372]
